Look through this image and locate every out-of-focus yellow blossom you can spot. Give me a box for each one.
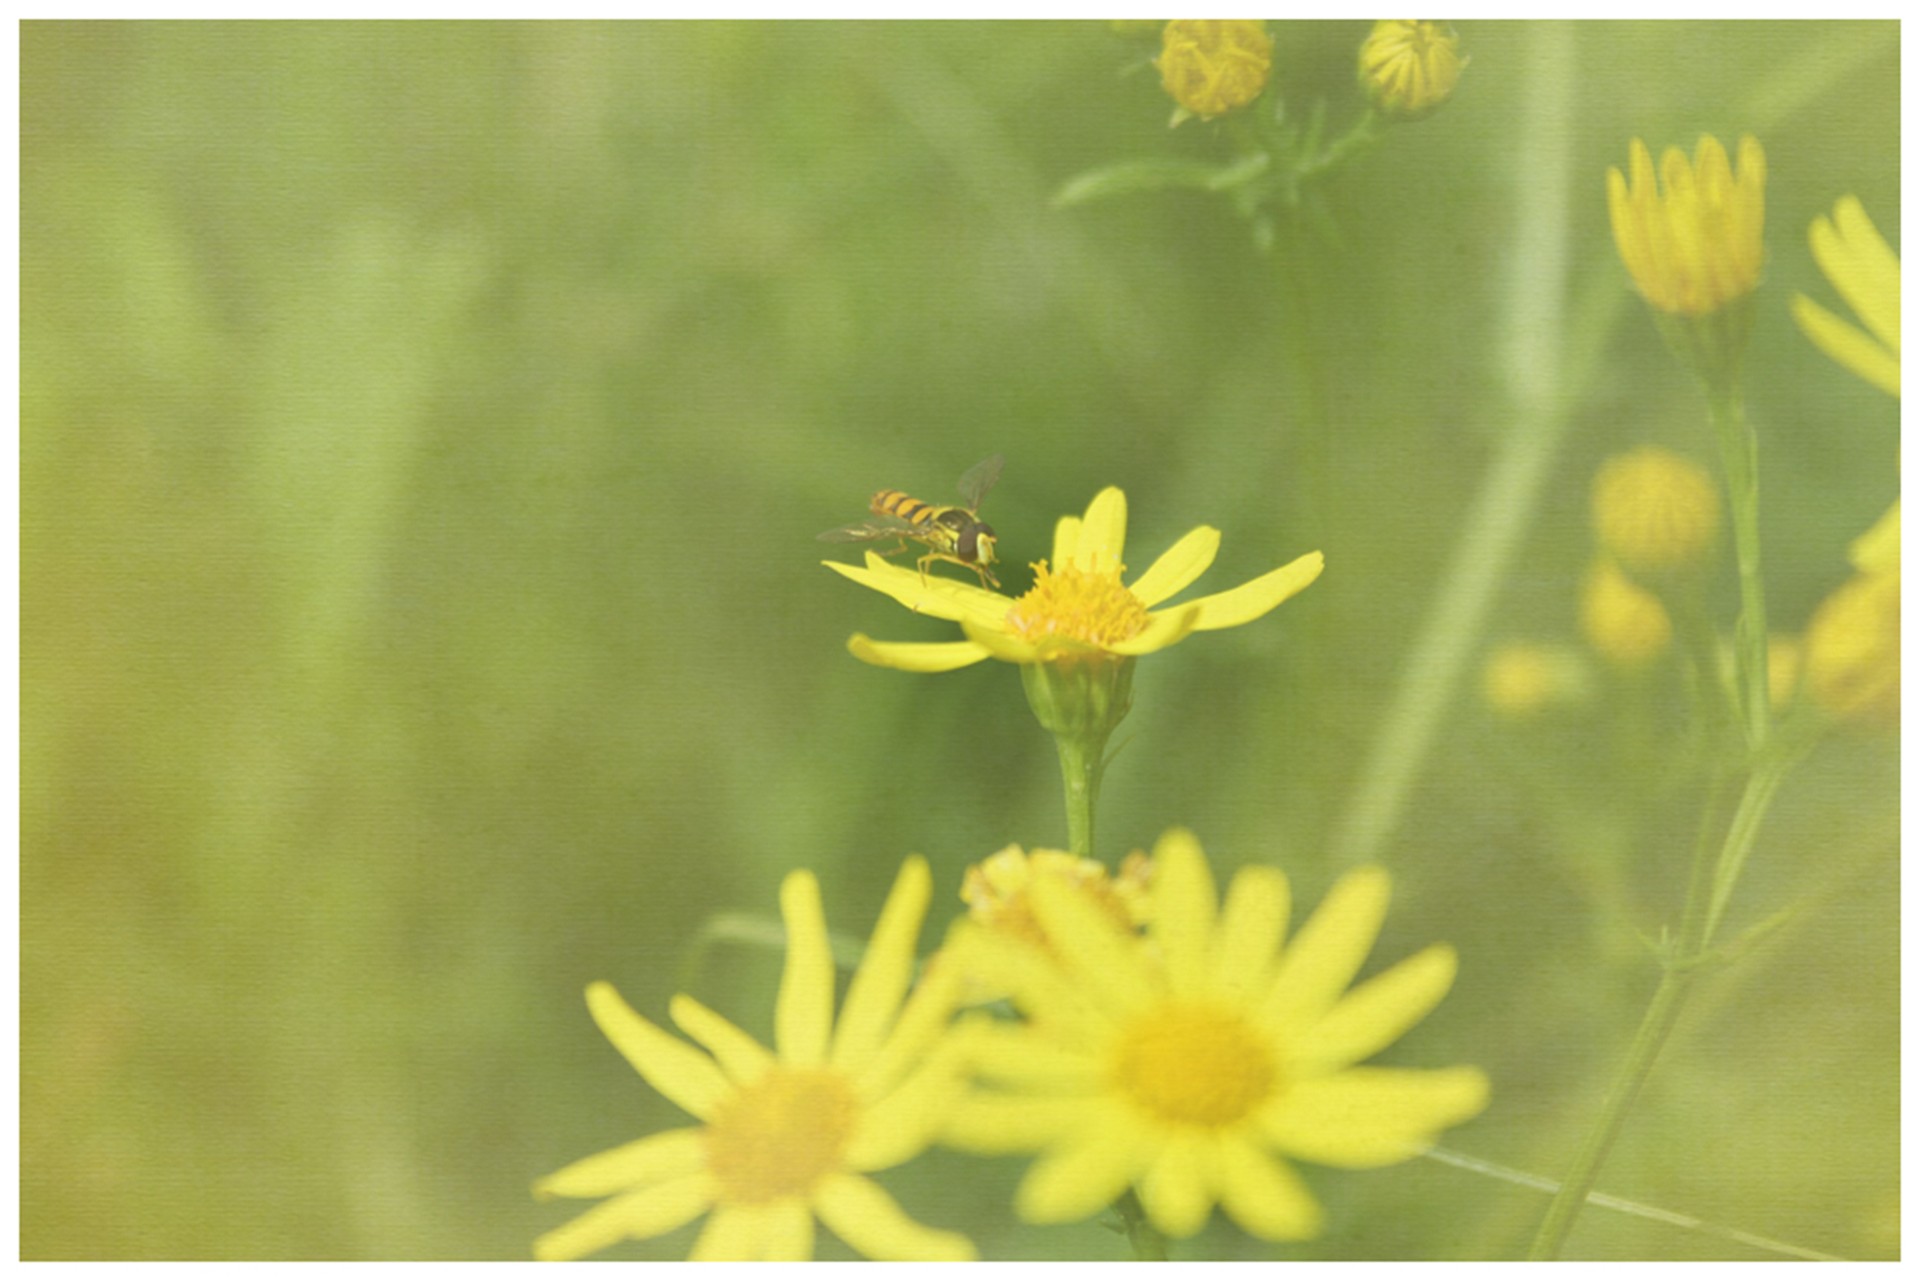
[944,829,1487,1242]
[1792,196,1899,397]
[1590,446,1722,575]
[1607,135,1766,318]
[1157,20,1273,122]
[827,486,1322,673]
[1804,569,1899,725]
[1357,20,1464,120]
[533,859,974,1262]
[1849,500,1900,576]
[1481,641,1588,719]
[961,844,1151,951]
[1579,558,1672,667]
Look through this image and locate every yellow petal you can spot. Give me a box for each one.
[776,870,833,1067]
[1127,525,1221,607]
[1147,827,1217,996]
[1214,1137,1324,1241]
[1259,1065,1489,1168]
[957,616,1046,664]
[1179,551,1324,632]
[824,553,1011,628]
[533,1127,708,1201]
[814,1172,978,1261]
[845,1053,961,1171]
[1050,513,1084,567]
[857,949,966,1098]
[1824,195,1900,352]
[758,1199,815,1261]
[1072,487,1128,573]
[1016,1108,1151,1224]
[533,1173,713,1261]
[1031,871,1159,1019]
[1258,866,1390,1036]
[1109,602,1200,656]
[1293,943,1458,1073]
[832,856,931,1075]
[585,982,729,1120]
[1792,295,1899,397]
[965,1020,1104,1090]
[847,633,992,672]
[1212,864,1291,1004]
[1849,501,1900,576]
[669,994,773,1086]
[689,1202,765,1261]
[942,1091,1101,1154]
[1137,1132,1211,1237]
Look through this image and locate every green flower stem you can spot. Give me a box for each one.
[1053,727,1108,863]
[1709,385,1771,752]
[1116,1189,1169,1261]
[1529,755,1792,1259]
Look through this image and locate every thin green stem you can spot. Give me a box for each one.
[1709,386,1771,752]
[1116,1189,1169,1261]
[1053,730,1107,862]
[1702,751,1795,945]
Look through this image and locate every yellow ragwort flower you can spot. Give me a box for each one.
[1157,20,1273,122]
[1357,20,1465,120]
[827,485,1324,672]
[533,858,975,1262]
[944,829,1488,1242]
[1590,446,1722,575]
[1792,195,1899,397]
[962,843,1152,951]
[1607,135,1766,318]
[1579,557,1671,668]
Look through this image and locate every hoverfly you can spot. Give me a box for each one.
[819,454,1004,589]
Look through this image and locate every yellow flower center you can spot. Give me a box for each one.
[1112,1000,1279,1130]
[1004,560,1151,651]
[703,1067,857,1204]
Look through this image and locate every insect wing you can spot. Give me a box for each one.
[818,513,917,543]
[955,453,1004,511]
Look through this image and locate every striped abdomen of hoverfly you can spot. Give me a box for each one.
[870,490,994,564]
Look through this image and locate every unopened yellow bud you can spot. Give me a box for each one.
[1580,558,1672,667]
[1607,134,1767,319]
[1157,20,1272,122]
[1591,446,1722,575]
[1358,20,1464,120]
[1804,571,1899,725]
[1481,641,1587,719]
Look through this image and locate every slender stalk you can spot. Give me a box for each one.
[1709,386,1771,752]
[1053,729,1107,862]
[1116,1189,1170,1261]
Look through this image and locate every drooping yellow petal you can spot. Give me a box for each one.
[1292,943,1458,1074]
[585,982,730,1120]
[669,994,773,1086]
[1178,551,1325,631]
[1147,827,1217,995]
[1258,866,1390,1036]
[1136,1131,1212,1237]
[776,870,834,1067]
[1016,1108,1151,1224]
[832,856,930,1075]
[1211,864,1291,1004]
[814,1172,978,1261]
[1127,525,1221,607]
[847,633,992,672]
[825,553,1013,627]
[533,1173,713,1261]
[1792,295,1900,397]
[533,1126,708,1201]
[1258,1066,1490,1168]
[1213,1136,1324,1241]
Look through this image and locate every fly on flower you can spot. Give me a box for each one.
[820,454,1004,590]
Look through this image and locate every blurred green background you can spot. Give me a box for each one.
[22,20,1897,1260]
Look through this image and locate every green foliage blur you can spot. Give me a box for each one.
[22,20,1897,1260]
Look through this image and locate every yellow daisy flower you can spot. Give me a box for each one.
[1607,134,1766,319]
[944,829,1488,1242]
[826,486,1324,673]
[533,857,976,1262]
[1792,195,1899,397]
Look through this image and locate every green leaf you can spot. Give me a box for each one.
[1052,152,1271,208]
